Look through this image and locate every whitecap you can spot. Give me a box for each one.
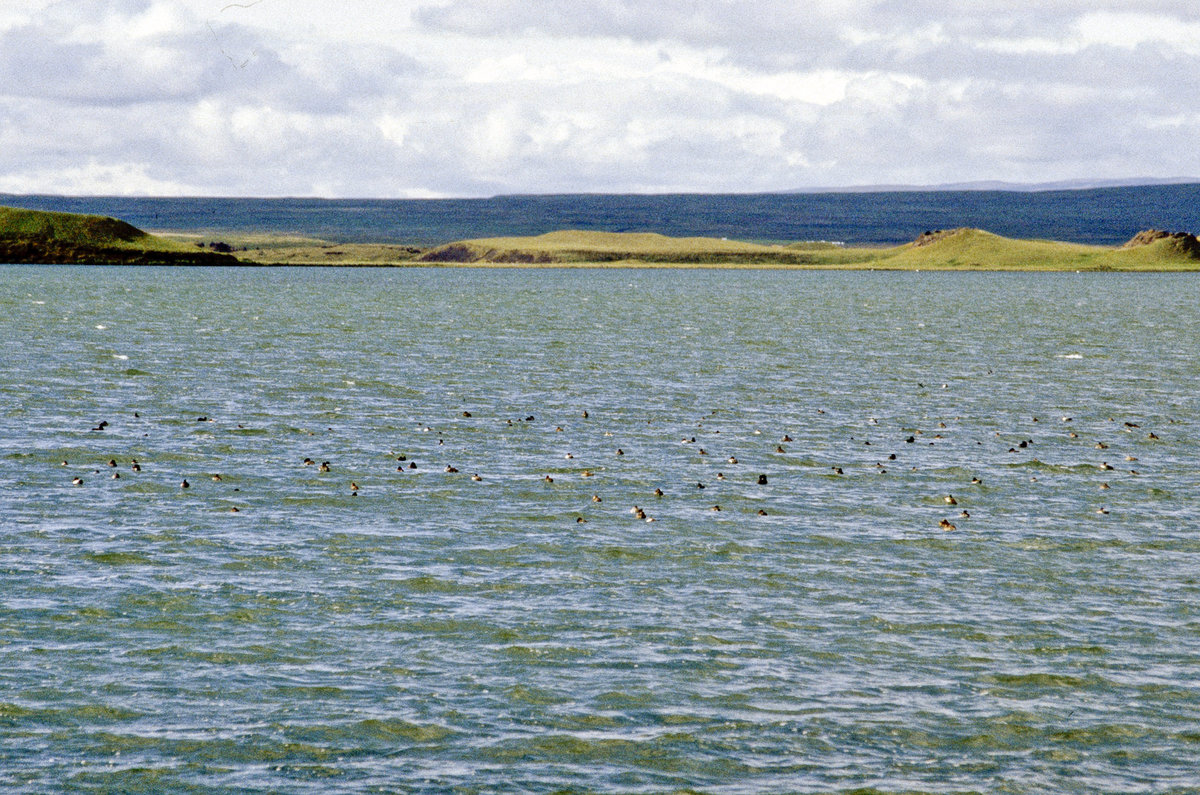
[32,300,45,305]
[94,324,106,330]
[1058,354,1083,359]
[112,354,129,360]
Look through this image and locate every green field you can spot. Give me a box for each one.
[4,204,1198,270]
[417,228,1200,270]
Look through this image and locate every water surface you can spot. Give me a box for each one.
[2,266,1198,793]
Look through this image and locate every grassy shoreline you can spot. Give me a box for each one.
[5,205,1199,270]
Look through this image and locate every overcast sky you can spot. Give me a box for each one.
[2,0,1197,197]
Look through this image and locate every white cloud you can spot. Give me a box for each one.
[1,0,1198,196]
[0,160,194,196]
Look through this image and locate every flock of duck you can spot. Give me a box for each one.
[60,398,1168,531]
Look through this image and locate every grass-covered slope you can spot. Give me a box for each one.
[418,227,1200,270]
[418,230,827,265]
[0,206,238,265]
[877,228,1200,270]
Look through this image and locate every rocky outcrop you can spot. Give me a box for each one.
[1123,229,1199,256]
[911,229,963,247]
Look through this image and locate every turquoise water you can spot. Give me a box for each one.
[2,265,1199,793]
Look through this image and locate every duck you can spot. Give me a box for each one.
[939,519,956,531]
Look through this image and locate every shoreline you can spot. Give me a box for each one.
[3,204,1197,271]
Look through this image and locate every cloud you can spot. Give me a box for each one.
[2,0,1198,196]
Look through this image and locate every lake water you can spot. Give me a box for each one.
[7,183,1200,244]
[2,265,1199,793]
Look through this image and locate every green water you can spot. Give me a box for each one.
[2,265,1199,793]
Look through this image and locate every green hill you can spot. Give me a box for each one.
[418,227,1200,270]
[877,228,1200,270]
[418,229,831,265]
[0,206,238,265]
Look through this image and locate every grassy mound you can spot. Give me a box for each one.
[417,227,1200,270]
[881,228,1200,270]
[0,206,237,265]
[419,230,829,265]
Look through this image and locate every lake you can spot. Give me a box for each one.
[2,265,1198,793]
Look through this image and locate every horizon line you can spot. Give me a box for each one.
[2,177,1199,202]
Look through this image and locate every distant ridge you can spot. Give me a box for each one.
[2,183,1198,246]
[793,177,1200,194]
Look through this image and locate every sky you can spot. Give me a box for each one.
[2,0,1198,198]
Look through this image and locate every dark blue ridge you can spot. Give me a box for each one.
[3,183,1198,246]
